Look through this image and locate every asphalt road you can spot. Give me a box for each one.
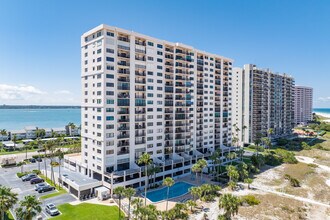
[0,159,76,219]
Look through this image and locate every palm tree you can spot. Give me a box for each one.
[113,186,125,220]
[226,165,239,182]
[12,135,17,151]
[138,153,152,206]
[227,152,237,165]
[189,186,202,202]
[0,186,18,220]
[244,178,253,189]
[218,194,240,219]
[57,149,64,189]
[186,200,197,213]
[0,129,7,151]
[45,140,57,186]
[197,159,207,183]
[15,195,41,220]
[131,198,143,219]
[191,163,201,184]
[123,188,135,220]
[163,177,174,211]
[268,128,274,139]
[210,150,220,173]
[35,129,46,139]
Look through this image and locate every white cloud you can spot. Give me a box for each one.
[317,97,330,102]
[0,84,79,105]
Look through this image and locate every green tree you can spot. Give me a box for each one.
[163,177,175,211]
[123,187,135,220]
[132,198,143,219]
[186,200,197,213]
[45,140,57,186]
[0,130,7,150]
[113,186,125,220]
[226,165,239,182]
[56,149,64,188]
[219,194,240,219]
[197,159,207,183]
[227,152,237,165]
[0,186,18,220]
[12,135,17,150]
[244,178,253,189]
[15,195,41,220]
[35,129,46,139]
[138,153,152,206]
[191,163,201,184]
[237,162,249,181]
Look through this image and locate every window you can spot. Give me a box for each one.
[147,57,154,61]
[106,116,114,121]
[106,108,114,112]
[97,49,102,54]
[106,91,114,96]
[157,65,162,70]
[106,65,114,70]
[106,48,114,53]
[107,31,114,37]
[106,99,114,104]
[147,41,154,46]
[106,57,114,62]
[97,57,102,62]
[157,44,163,49]
[157,58,163,63]
[97,65,102,70]
[157,51,163,56]
[147,71,153,75]
[106,74,114,79]
[157,72,162,77]
[106,83,114,87]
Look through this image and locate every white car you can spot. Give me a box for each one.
[45,203,60,216]
[35,182,47,191]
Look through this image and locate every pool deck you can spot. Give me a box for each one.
[136,174,220,211]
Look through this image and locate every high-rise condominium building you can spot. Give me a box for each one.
[76,24,233,190]
[294,86,313,125]
[233,64,295,144]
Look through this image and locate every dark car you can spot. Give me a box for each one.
[35,182,47,191]
[30,177,44,184]
[29,158,36,163]
[21,173,37,182]
[36,157,42,162]
[38,185,55,193]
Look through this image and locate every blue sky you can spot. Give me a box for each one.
[0,0,329,107]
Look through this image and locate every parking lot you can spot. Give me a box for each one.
[0,159,76,219]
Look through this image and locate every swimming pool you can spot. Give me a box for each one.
[144,182,194,202]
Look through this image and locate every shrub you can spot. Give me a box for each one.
[284,174,300,187]
[301,142,311,150]
[307,163,318,168]
[264,153,282,166]
[274,149,298,164]
[240,195,260,206]
[17,172,29,178]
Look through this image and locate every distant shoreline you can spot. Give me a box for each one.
[0,105,80,109]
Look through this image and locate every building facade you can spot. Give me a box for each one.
[76,24,234,190]
[294,86,313,125]
[233,64,295,144]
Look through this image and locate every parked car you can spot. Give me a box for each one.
[36,157,42,162]
[29,158,36,163]
[35,183,48,191]
[45,203,60,216]
[21,173,37,182]
[30,177,44,184]
[38,185,55,193]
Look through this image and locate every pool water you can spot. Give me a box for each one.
[144,182,194,202]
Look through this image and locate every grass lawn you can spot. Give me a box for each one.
[51,203,124,220]
[0,148,37,155]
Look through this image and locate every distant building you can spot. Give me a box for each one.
[232,64,295,144]
[294,86,313,125]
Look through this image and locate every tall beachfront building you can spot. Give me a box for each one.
[77,24,233,190]
[294,86,313,125]
[232,64,295,144]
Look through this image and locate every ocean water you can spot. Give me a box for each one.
[0,108,81,130]
[313,108,330,118]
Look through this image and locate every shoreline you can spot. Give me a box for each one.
[314,111,330,122]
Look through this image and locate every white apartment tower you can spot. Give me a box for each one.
[79,24,233,190]
[233,64,295,144]
[294,86,313,125]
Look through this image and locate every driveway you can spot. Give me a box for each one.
[0,159,77,219]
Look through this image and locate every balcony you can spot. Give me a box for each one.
[135,71,146,76]
[118,61,130,67]
[118,36,129,42]
[118,108,129,115]
[117,147,129,155]
[118,53,130,59]
[118,117,129,122]
[135,79,146,84]
[135,116,146,122]
[135,131,146,137]
[118,125,129,131]
[117,141,129,147]
[118,132,129,139]
[135,108,146,114]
